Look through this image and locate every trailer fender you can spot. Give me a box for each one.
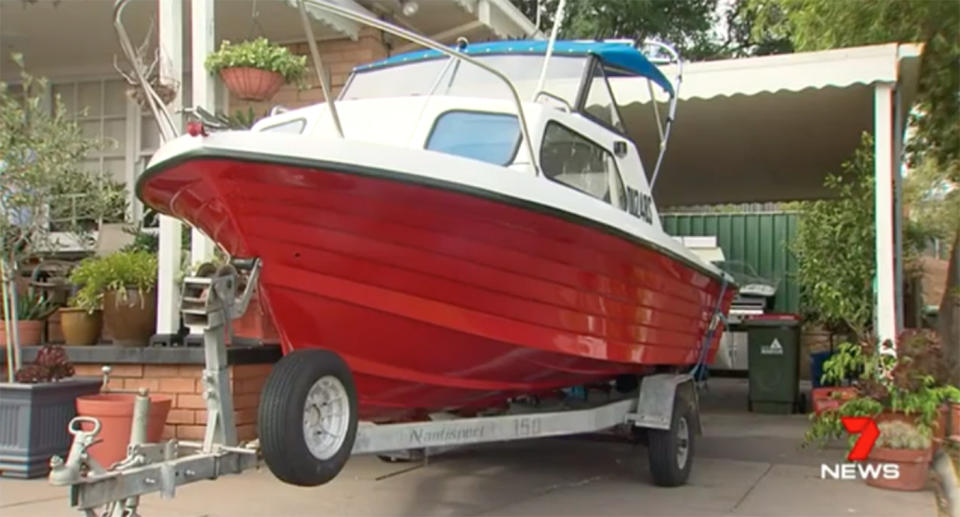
[627,373,700,434]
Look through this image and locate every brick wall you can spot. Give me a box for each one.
[72,363,272,442]
[230,29,389,114]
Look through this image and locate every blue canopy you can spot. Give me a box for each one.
[354,40,674,96]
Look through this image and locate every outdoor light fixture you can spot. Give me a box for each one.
[400,0,418,17]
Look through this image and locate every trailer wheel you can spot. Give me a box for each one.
[647,392,696,487]
[259,349,358,486]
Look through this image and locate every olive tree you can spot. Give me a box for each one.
[1,54,125,366]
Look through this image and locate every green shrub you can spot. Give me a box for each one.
[205,38,308,84]
[70,251,158,313]
[1,291,55,321]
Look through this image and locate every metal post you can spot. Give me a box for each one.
[532,0,565,99]
[190,0,217,264]
[156,0,184,344]
[201,317,237,450]
[120,389,152,516]
[299,0,344,138]
[892,87,905,330]
[874,82,897,346]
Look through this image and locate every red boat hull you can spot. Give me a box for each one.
[140,154,734,420]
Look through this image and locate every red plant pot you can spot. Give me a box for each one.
[220,67,285,101]
[0,320,43,347]
[232,291,280,345]
[950,403,960,440]
[75,394,172,468]
[810,386,859,415]
[865,446,932,491]
[876,408,948,446]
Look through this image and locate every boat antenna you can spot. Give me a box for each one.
[298,0,344,138]
[532,0,566,100]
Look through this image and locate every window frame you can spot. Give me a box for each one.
[538,120,628,210]
[424,109,523,166]
[575,58,628,136]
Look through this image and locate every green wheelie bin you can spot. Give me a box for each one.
[746,314,802,414]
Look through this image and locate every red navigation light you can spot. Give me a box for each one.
[186,121,207,137]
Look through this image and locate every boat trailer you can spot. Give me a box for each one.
[49,261,703,516]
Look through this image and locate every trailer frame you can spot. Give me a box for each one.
[50,263,700,515]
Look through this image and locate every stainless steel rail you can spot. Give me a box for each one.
[301,0,541,174]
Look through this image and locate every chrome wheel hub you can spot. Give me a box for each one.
[676,416,690,469]
[302,375,350,460]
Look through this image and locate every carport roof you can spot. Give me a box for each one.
[614,43,923,206]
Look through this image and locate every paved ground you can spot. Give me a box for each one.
[0,378,937,517]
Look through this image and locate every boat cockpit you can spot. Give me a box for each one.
[250,40,679,228]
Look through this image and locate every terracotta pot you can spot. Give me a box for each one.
[76,394,172,468]
[0,320,43,347]
[59,308,103,346]
[219,67,285,101]
[103,288,156,347]
[950,403,960,438]
[810,386,859,415]
[232,290,280,345]
[866,446,932,491]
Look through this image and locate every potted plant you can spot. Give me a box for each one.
[0,345,101,478]
[204,37,308,101]
[0,291,54,347]
[72,251,157,347]
[866,420,933,491]
[804,331,959,453]
[59,258,112,347]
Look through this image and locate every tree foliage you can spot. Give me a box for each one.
[512,0,728,59]
[744,0,959,178]
[0,54,121,270]
[793,135,877,337]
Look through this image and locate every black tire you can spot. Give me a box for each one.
[647,392,696,487]
[259,349,358,486]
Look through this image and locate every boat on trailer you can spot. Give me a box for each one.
[50,2,735,511]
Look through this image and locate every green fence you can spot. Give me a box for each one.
[662,212,801,314]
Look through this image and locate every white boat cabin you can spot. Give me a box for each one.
[249,40,679,230]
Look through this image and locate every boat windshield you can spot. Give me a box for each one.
[341,55,588,105]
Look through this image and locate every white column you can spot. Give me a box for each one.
[156,0,184,342]
[874,82,897,345]
[892,87,905,329]
[190,0,216,264]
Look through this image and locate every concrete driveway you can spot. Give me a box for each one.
[0,379,937,517]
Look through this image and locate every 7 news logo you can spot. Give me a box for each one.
[820,417,900,481]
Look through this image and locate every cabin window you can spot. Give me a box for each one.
[342,55,588,106]
[260,119,306,134]
[426,111,521,166]
[582,63,624,132]
[540,123,626,209]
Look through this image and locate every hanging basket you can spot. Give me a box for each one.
[220,67,285,102]
[126,81,178,112]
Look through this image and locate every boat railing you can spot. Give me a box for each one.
[299,0,541,174]
[639,40,682,189]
